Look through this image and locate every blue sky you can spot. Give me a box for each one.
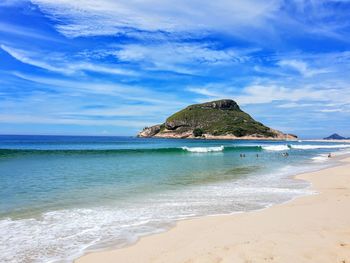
[1,0,350,138]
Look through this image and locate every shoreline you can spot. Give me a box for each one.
[76,154,350,263]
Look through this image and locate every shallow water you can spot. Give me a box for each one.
[0,135,349,262]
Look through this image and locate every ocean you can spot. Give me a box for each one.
[1,135,350,263]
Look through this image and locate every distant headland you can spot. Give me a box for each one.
[324,133,350,140]
[138,99,297,140]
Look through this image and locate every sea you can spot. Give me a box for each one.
[1,135,350,263]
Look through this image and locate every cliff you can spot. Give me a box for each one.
[138,99,297,140]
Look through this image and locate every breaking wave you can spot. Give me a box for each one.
[181,146,225,153]
[290,144,350,150]
[261,145,290,151]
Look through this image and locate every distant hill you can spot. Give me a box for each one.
[324,133,348,140]
[138,99,297,140]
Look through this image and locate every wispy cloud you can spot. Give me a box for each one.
[236,84,326,104]
[12,72,180,104]
[187,79,350,107]
[277,59,331,77]
[106,42,250,74]
[29,0,350,46]
[30,0,281,38]
[0,114,151,127]
[0,26,56,46]
[1,44,137,76]
[0,73,187,130]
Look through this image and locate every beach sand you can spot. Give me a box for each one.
[76,157,350,263]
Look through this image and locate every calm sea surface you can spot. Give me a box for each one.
[1,135,349,262]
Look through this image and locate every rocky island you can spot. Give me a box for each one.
[138,99,297,140]
[324,133,349,140]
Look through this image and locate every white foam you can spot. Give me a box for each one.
[181,146,224,153]
[262,145,290,151]
[290,144,350,150]
[311,154,329,163]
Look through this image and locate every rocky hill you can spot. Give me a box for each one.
[138,99,297,140]
[324,133,348,140]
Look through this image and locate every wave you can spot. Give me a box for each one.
[0,145,263,156]
[1,143,349,156]
[261,145,290,151]
[261,143,350,151]
[290,144,350,150]
[311,154,329,163]
[181,146,224,153]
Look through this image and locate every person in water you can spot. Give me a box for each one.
[328,153,332,158]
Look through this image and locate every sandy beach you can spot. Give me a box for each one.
[76,156,350,263]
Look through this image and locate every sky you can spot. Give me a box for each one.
[0,0,350,138]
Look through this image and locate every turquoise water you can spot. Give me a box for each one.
[1,135,350,262]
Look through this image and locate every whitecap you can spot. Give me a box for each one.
[181,146,224,153]
[262,145,290,151]
[311,154,329,163]
[290,144,350,150]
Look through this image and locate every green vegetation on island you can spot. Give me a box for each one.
[138,99,297,140]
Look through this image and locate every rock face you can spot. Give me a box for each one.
[324,133,347,140]
[138,124,161,137]
[138,99,297,140]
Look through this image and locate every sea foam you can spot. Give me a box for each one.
[311,154,329,163]
[181,146,224,153]
[262,145,290,151]
[290,144,350,150]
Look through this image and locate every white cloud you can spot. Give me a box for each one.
[1,44,136,76]
[186,87,224,98]
[30,0,281,38]
[0,114,150,127]
[28,0,350,45]
[108,42,248,74]
[319,108,343,113]
[186,82,350,107]
[70,104,183,118]
[278,59,331,77]
[13,72,179,104]
[114,43,246,64]
[236,84,328,104]
[0,76,187,129]
[277,102,314,108]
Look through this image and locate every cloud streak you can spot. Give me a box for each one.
[30,0,280,38]
[1,44,137,76]
[277,59,331,77]
[29,0,350,47]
